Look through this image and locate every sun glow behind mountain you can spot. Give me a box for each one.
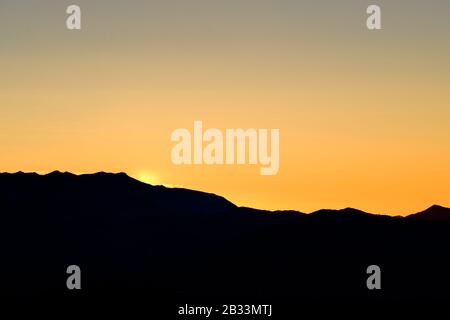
[132,171,160,186]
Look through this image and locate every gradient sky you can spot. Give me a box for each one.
[1,0,449,215]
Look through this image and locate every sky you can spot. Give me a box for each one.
[1,0,449,215]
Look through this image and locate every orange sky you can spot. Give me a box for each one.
[1,1,449,215]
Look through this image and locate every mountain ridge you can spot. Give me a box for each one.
[0,170,447,220]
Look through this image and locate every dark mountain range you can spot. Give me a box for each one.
[0,171,449,314]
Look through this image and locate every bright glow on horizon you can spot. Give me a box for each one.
[131,171,160,186]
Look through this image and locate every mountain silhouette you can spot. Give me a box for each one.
[406,204,450,222]
[1,171,449,313]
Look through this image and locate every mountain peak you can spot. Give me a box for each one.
[427,204,446,210]
[47,170,74,176]
[310,207,371,216]
[407,204,450,222]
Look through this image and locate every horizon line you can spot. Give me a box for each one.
[1,170,448,218]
